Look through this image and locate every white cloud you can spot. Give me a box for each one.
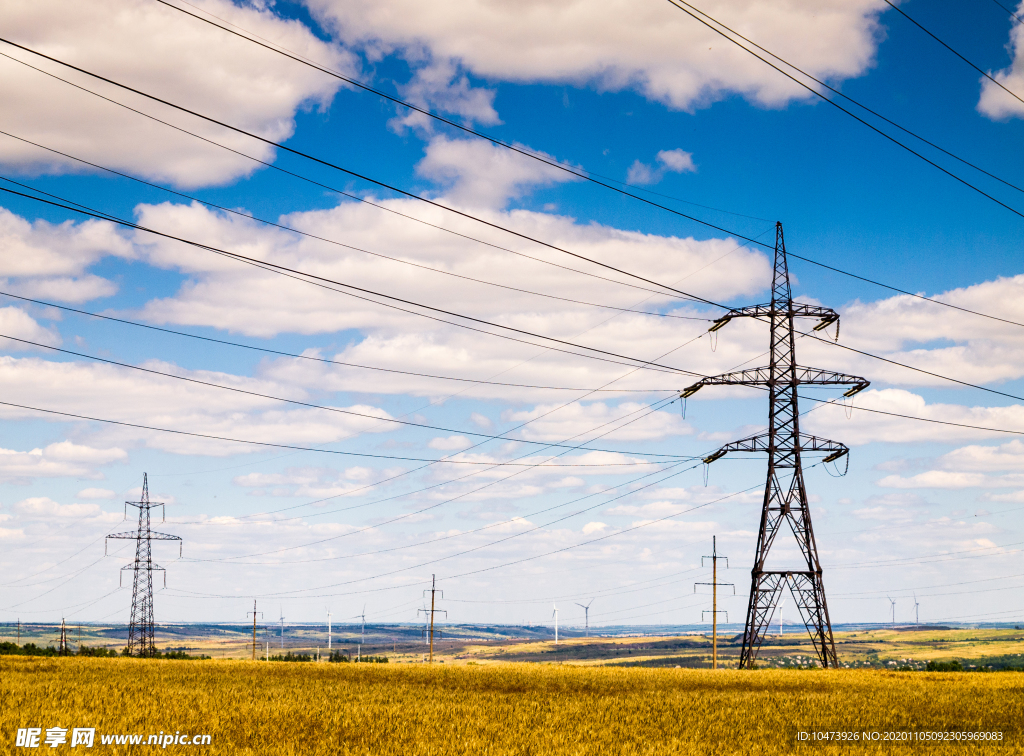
[0,0,355,187]
[939,440,1024,472]
[803,389,1024,445]
[0,355,399,456]
[393,58,499,131]
[582,521,607,534]
[309,0,886,111]
[469,412,493,430]
[0,441,125,482]
[626,148,697,185]
[233,466,391,498]
[978,2,1024,120]
[428,435,473,451]
[77,487,115,499]
[0,207,131,303]
[415,136,579,208]
[505,401,691,442]
[13,496,103,518]
[0,306,61,350]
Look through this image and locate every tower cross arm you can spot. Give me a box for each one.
[147,532,183,541]
[105,531,139,540]
[710,302,840,331]
[702,433,849,464]
[681,366,869,397]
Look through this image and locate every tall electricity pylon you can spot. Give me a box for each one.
[106,474,181,657]
[681,223,868,669]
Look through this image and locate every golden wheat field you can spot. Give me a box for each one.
[4,657,1023,755]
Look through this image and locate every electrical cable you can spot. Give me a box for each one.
[180,397,685,562]
[0,331,686,459]
[882,0,1024,111]
[991,0,1024,26]
[664,0,1024,224]
[152,0,773,227]
[0,290,672,394]
[661,1,1024,200]
[0,396,668,467]
[0,37,752,301]
[0,50,735,304]
[0,181,708,380]
[0,130,714,326]
[787,252,1024,331]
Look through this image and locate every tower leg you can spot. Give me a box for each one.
[739,572,785,668]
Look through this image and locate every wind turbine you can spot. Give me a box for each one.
[552,604,559,645]
[913,593,920,625]
[279,608,285,649]
[352,605,366,644]
[575,600,594,638]
[326,608,332,651]
[888,597,897,628]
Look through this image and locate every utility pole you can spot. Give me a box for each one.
[695,536,734,670]
[681,223,868,670]
[16,619,20,645]
[575,600,593,638]
[105,474,182,657]
[327,609,332,651]
[418,575,446,662]
[58,618,68,656]
[247,601,263,661]
[552,604,559,644]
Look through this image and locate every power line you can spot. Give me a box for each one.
[0,182,706,379]
[663,1,1024,200]
[882,0,1024,111]
[152,0,774,230]
[0,50,736,303]
[0,291,672,394]
[0,332,686,459]
[664,0,1024,224]
[0,37,749,302]
[991,0,1024,27]
[786,252,1024,331]
[0,396,667,467]
[0,130,714,326]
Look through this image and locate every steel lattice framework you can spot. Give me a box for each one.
[106,473,181,657]
[681,223,868,668]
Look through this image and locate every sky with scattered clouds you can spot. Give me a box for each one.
[1,0,1024,637]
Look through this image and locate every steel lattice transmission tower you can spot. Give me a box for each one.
[681,223,868,669]
[106,474,182,657]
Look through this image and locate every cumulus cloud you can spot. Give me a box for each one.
[626,148,697,185]
[416,136,579,208]
[77,487,116,499]
[0,440,125,482]
[233,466,392,498]
[0,355,399,456]
[0,0,355,187]
[428,435,473,451]
[802,389,1024,445]
[0,207,130,302]
[308,0,887,111]
[977,2,1024,120]
[393,58,500,131]
[505,401,691,442]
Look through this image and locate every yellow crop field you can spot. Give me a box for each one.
[4,657,1023,754]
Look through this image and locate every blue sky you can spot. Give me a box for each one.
[2,0,1024,634]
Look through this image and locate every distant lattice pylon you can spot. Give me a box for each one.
[106,473,182,657]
